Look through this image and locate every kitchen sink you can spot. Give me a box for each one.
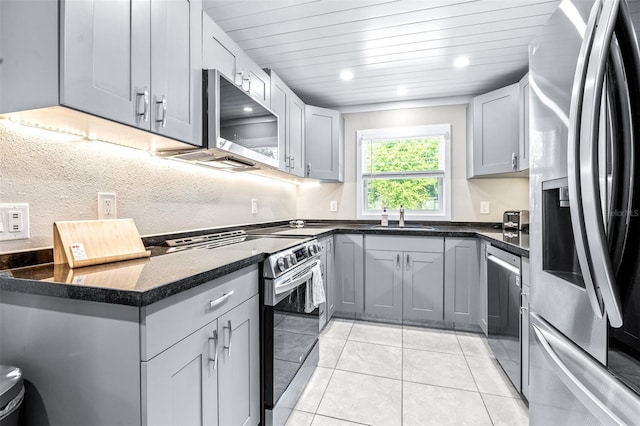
[371,224,437,231]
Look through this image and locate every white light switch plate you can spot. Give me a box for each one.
[0,203,30,241]
[480,201,490,215]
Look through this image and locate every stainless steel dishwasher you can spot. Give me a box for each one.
[486,245,522,394]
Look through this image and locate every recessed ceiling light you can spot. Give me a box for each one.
[340,70,354,81]
[397,86,408,96]
[243,107,253,112]
[454,56,470,68]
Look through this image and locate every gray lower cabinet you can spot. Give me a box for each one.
[444,238,480,324]
[0,266,259,426]
[402,251,445,322]
[143,320,219,425]
[144,295,259,426]
[318,236,336,321]
[61,0,203,145]
[334,234,364,314]
[479,240,489,335]
[365,249,403,320]
[305,105,344,182]
[364,236,445,323]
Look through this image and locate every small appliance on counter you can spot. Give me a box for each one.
[503,210,529,231]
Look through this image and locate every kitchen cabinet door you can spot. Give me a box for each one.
[521,258,530,401]
[270,71,289,172]
[334,234,364,314]
[468,83,520,177]
[403,251,444,322]
[202,13,236,81]
[217,295,260,426]
[479,241,489,336]
[305,105,344,182]
[365,249,403,320]
[143,320,219,426]
[444,238,480,324]
[519,73,530,171]
[326,237,336,320]
[150,0,202,145]
[61,0,151,129]
[288,93,306,177]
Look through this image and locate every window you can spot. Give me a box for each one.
[357,124,451,220]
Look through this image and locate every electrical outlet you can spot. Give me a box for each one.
[0,203,30,241]
[251,198,258,214]
[98,193,117,219]
[330,200,338,212]
[480,201,490,215]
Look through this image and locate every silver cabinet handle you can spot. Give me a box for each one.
[136,87,149,122]
[209,290,234,309]
[396,253,401,270]
[235,71,243,86]
[242,75,250,93]
[208,329,218,370]
[406,254,410,270]
[290,156,295,169]
[223,320,232,357]
[307,163,311,176]
[156,95,167,128]
[285,155,290,169]
[511,152,517,171]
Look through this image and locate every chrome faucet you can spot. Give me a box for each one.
[399,205,405,227]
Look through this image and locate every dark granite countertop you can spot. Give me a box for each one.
[0,220,528,307]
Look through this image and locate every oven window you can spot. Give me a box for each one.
[269,285,319,405]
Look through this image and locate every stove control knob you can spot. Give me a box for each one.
[315,243,321,253]
[308,244,315,255]
[277,257,286,271]
[289,254,297,265]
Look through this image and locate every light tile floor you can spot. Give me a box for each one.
[285,319,528,426]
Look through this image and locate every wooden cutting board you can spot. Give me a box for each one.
[53,219,150,268]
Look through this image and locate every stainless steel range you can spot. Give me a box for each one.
[262,239,323,426]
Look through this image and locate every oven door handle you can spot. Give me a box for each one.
[275,270,313,295]
[487,254,520,276]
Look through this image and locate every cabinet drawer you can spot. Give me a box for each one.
[366,235,443,253]
[141,265,259,361]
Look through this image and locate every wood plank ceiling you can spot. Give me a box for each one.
[204,0,561,108]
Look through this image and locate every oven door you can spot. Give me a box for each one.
[264,271,320,410]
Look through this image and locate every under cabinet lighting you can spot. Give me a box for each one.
[397,87,408,96]
[243,107,253,112]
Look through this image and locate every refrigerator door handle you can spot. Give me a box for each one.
[567,0,606,319]
[531,313,640,425]
[579,0,624,327]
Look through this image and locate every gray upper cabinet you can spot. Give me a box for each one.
[61,0,202,146]
[467,82,520,177]
[60,0,151,130]
[365,249,403,320]
[444,238,480,325]
[202,10,270,108]
[518,73,530,171]
[270,70,305,177]
[334,234,364,314]
[305,105,344,182]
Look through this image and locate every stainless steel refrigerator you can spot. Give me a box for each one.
[529,0,640,423]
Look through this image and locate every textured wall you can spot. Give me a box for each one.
[296,105,529,222]
[0,120,297,251]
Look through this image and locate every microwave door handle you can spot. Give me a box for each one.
[567,0,606,320]
[580,0,625,327]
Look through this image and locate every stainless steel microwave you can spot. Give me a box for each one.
[204,69,279,168]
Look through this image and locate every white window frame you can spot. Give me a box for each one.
[356,124,452,221]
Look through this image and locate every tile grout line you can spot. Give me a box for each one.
[458,334,496,426]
